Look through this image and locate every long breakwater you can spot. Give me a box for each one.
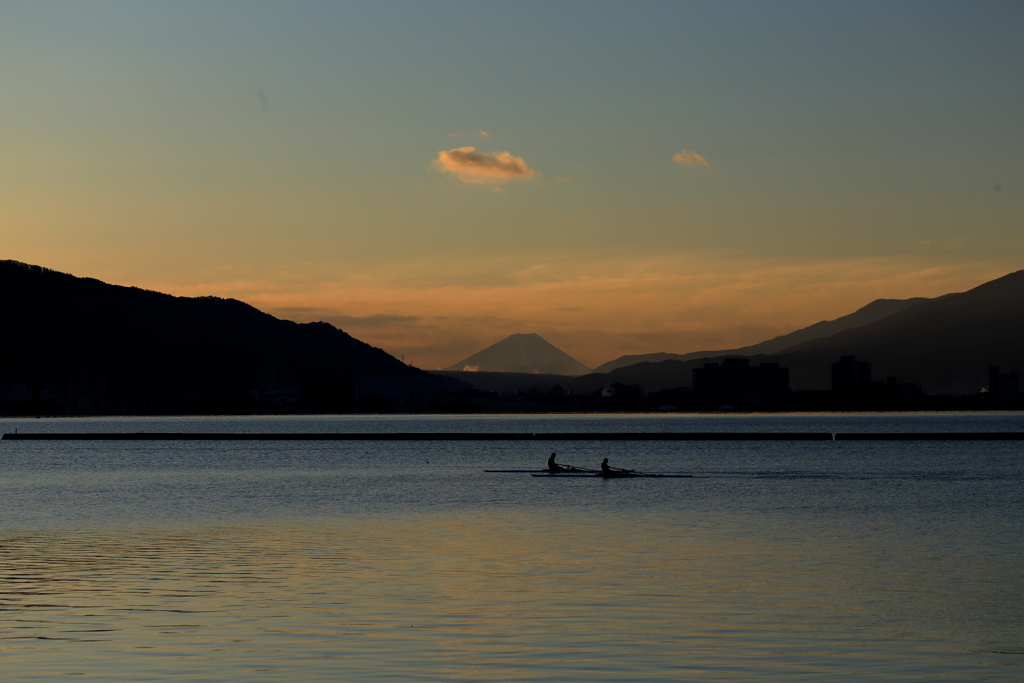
[3,432,1024,440]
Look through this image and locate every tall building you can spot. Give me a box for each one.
[988,367,1020,401]
[692,358,790,405]
[832,356,871,391]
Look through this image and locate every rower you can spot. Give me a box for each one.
[547,452,563,473]
[601,457,612,475]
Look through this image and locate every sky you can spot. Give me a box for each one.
[3,1,1022,369]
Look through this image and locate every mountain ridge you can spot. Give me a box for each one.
[591,296,934,373]
[769,269,1024,392]
[579,269,1024,395]
[446,333,592,376]
[1,260,456,411]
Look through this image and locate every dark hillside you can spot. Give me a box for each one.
[570,271,1024,396]
[774,270,1024,393]
[592,296,931,373]
[1,260,454,412]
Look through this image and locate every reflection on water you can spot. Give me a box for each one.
[3,411,1023,435]
[1,414,1022,681]
[2,512,1022,681]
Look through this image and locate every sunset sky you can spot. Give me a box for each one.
[3,1,1022,369]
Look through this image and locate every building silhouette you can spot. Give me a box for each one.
[692,358,789,406]
[68,369,108,413]
[885,376,923,401]
[988,367,1020,401]
[832,355,872,391]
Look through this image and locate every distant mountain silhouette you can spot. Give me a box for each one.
[592,297,933,373]
[577,270,1024,395]
[773,269,1024,393]
[446,333,592,375]
[1,260,457,412]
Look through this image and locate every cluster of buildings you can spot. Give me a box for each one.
[684,355,1019,411]
[2,357,1022,415]
[691,359,790,407]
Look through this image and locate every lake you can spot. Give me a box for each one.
[1,413,1022,681]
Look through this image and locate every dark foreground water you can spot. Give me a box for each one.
[1,413,1022,681]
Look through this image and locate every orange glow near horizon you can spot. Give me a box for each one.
[4,4,1021,373]
[121,254,1010,370]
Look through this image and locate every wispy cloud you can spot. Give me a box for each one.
[271,310,421,329]
[673,149,710,167]
[449,129,492,139]
[433,146,538,184]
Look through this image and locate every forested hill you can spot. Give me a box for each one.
[1,260,453,411]
[771,268,1024,393]
[591,296,933,374]
[576,269,1024,395]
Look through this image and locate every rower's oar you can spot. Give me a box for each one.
[609,466,647,475]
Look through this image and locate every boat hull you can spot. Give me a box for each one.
[530,473,692,478]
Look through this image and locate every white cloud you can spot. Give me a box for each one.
[432,146,539,184]
[673,149,710,167]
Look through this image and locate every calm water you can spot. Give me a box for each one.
[1,414,1022,681]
